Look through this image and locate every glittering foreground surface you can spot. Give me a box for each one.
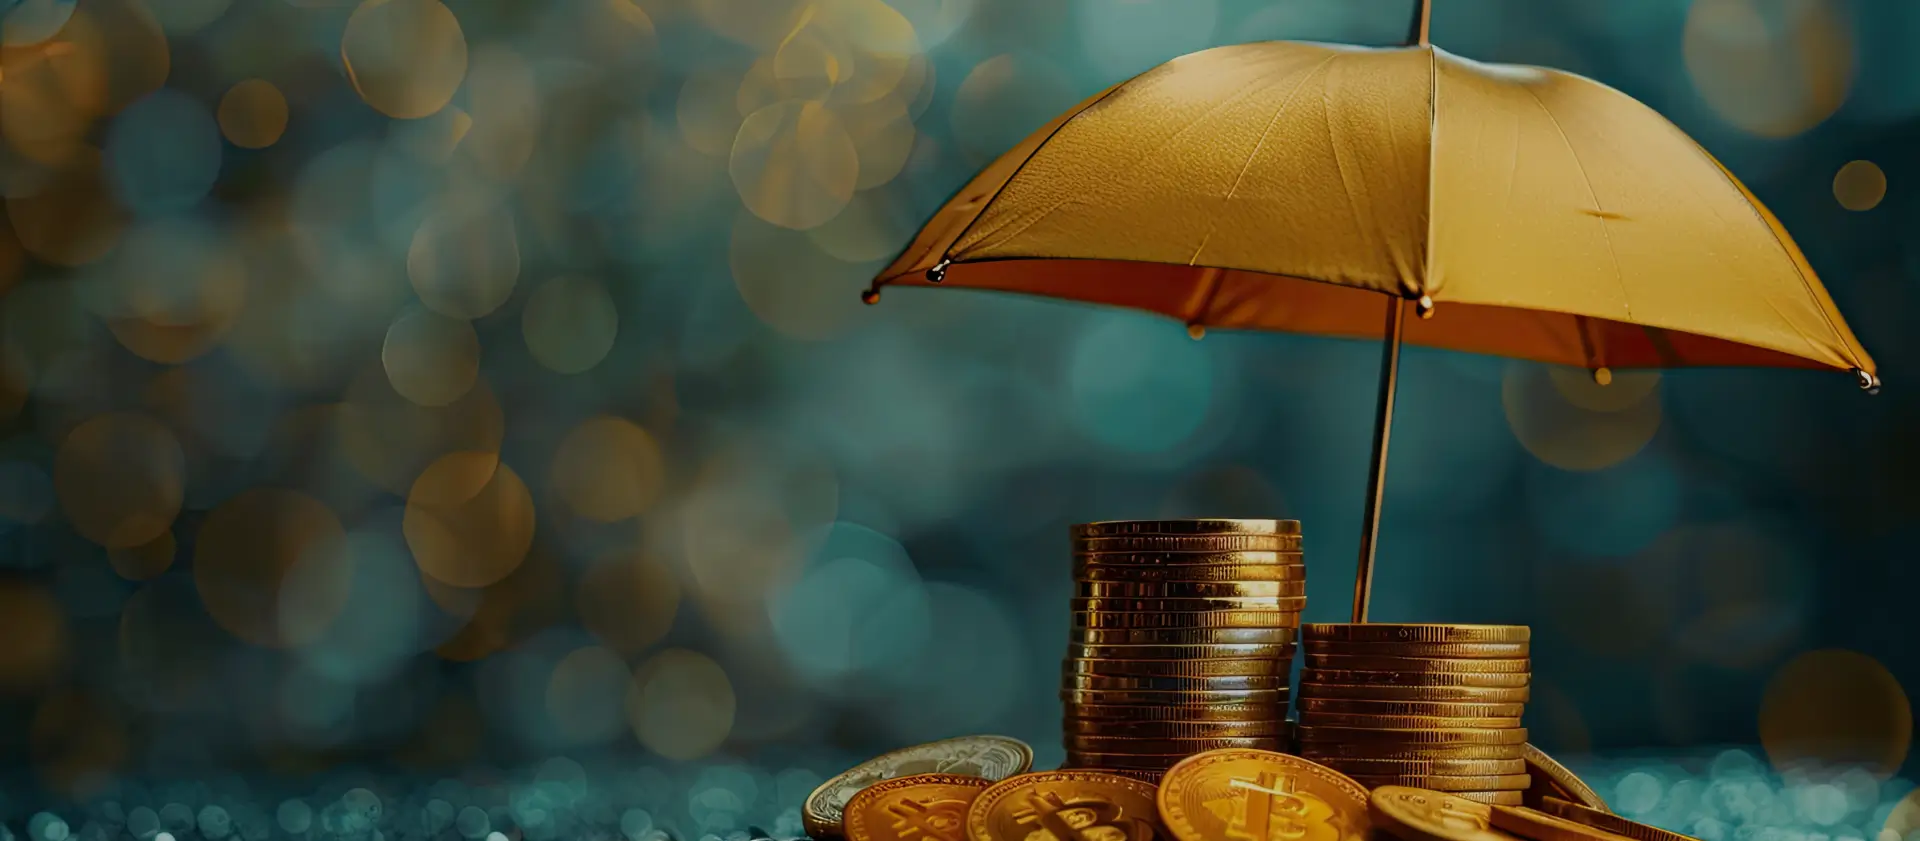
[0,748,1912,841]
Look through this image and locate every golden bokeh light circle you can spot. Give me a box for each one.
[545,644,631,744]
[433,545,566,662]
[626,648,736,760]
[1759,648,1912,776]
[549,416,664,522]
[577,551,680,656]
[5,149,126,267]
[218,79,289,150]
[406,196,521,319]
[729,99,859,231]
[1833,160,1887,212]
[1547,366,1662,413]
[338,362,506,495]
[730,211,870,341]
[381,306,481,408]
[341,0,470,120]
[403,451,536,589]
[107,530,175,581]
[1503,362,1662,471]
[53,412,185,549]
[463,45,540,179]
[194,488,355,648]
[0,583,68,693]
[1683,0,1853,138]
[521,275,618,375]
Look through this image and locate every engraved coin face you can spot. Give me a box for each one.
[805,736,1035,839]
[845,774,993,841]
[1367,786,1520,841]
[1157,749,1370,841]
[966,770,1164,841]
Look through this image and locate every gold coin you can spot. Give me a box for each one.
[1065,703,1284,722]
[1076,561,1306,582]
[1298,684,1529,703]
[1074,610,1301,630]
[1078,581,1308,599]
[1295,698,1526,718]
[1455,792,1526,806]
[1066,674,1288,692]
[1349,775,1532,793]
[1297,727,1528,746]
[1067,658,1285,678]
[1304,641,1529,659]
[1488,806,1634,841]
[1301,669,1530,689]
[805,736,1035,840]
[1071,519,1302,537]
[1299,743,1526,761]
[1064,751,1190,771]
[1538,798,1702,841]
[1158,748,1371,841]
[964,770,1165,841]
[1064,719,1288,738]
[844,774,993,841]
[1067,643,1296,661]
[1066,766,1164,784]
[1297,712,1522,730]
[1522,745,1609,812]
[1074,596,1307,613]
[1072,627,1298,646]
[1310,758,1525,776]
[1367,785,1519,841]
[1067,735,1284,754]
[1062,688,1288,707]
[1074,535,1302,553]
[1304,655,1530,674]
[1302,624,1529,644]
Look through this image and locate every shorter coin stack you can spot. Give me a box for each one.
[1061,519,1306,782]
[1296,623,1533,805]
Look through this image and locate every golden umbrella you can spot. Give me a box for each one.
[859,1,1880,623]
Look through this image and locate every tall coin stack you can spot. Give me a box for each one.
[1061,519,1306,782]
[1295,623,1533,805]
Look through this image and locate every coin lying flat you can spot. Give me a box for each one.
[805,736,1035,840]
[1368,786,1520,841]
[965,770,1164,841]
[1076,562,1306,582]
[1488,805,1633,841]
[1074,611,1302,630]
[1299,743,1526,761]
[1072,627,1299,646]
[1075,535,1303,553]
[1072,519,1302,537]
[1348,774,1532,793]
[1522,745,1610,812]
[1302,624,1530,644]
[1158,749,1371,841]
[1304,641,1530,659]
[1300,669,1530,689]
[1074,596,1308,613]
[1078,580,1309,599]
[1304,654,1530,674]
[1310,757,1525,776]
[1068,643,1296,661]
[1297,727,1528,746]
[1295,698,1526,718]
[1067,658,1286,678]
[1067,702,1284,722]
[844,774,993,841]
[1298,683,1530,703]
[1297,712,1522,730]
[1067,674,1287,692]
[1454,792,1527,806]
[1539,798,1703,841]
[1063,718,1288,738]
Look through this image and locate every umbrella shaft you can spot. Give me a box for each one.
[1352,296,1407,623]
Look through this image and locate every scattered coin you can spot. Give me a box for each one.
[1488,805,1633,841]
[1538,798,1703,841]
[964,770,1164,841]
[844,774,992,841]
[804,736,1034,840]
[1522,745,1610,812]
[1454,792,1527,806]
[1158,749,1371,841]
[1368,785,1520,841]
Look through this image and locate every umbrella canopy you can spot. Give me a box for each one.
[861,9,1878,622]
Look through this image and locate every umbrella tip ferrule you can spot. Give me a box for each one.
[926,259,951,284]
[1415,294,1435,318]
[860,287,881,305]
[1855,368,1881,394]
[1187,324,1206,340]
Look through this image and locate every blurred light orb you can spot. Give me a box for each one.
[54,412,185,549]
[107,531,175,581]
[522,275,618,375]
[951,54,1077,165]
[769,522,931,690]
[1503,363,1661,471]
[149,0,229,35]
[407,198,521,319]
[382,306,481,407]
[729,211,870,341]
[890,0,975,49]
[194,488,354,648]
[1617,771,1666,815]
[1075,0,1218,79]
[841,96,915,190]
[1833,160,1887,211]
[341,0,470,120]
[403,451,536,588]
[1761,649,1912,776]
[1683,0,1854,138]
[297,512,446,685]
[462,45,539,179]
[217,80,289,150]
[339,363,506,495]
[1068,314,1215,453]
[676,65,749,157]
[550,416,663,523]
[1549,365,1662,413]
[1798,783,1851,826]
[546,645,631,745]
[90,214,246,361]
[106,89,223,215]
[0,582,67,692]
[5,153,127,267]
[454,806,486,839]
[806,186,917,264]
[0,0,79,46]
[28,813,68,841]
[577,552,679,656]
[730,100,859,231]
[626,648,736,761]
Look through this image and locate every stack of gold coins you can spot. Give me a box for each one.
[1061,519,1305,782]
[1296,623,1532,805]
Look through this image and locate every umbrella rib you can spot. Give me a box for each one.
[1184,53,1342,267]
[1517,85,1635,326]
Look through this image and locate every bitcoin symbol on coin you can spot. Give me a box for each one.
[1432,799,1492,833]
[887,796,971,841]
[1014,791,1155,841]
[1201,773,1338,841]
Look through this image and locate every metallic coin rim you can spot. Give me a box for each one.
[1062,718,1289,736]
[1072,627,1300,645]
[964,770,1162,841]
[1367,785,1501,841]
[1298,712,1523,729]
[1074,596,1309,612]
[1300,668,1532,688]
[1067,642,1297,660]
[1350,773,1534,792]
[1064,702,1286,721]
[1539,798,1699,841]
[803,735,1034,837]
[1301,744,1528,761]
[1297,726,1530,745]
[843,774,992,841]
[1073,610,1304,629]
[1076,563,1308,582]
[1061,688,1289,705]
[1305,640,1531,659]
[1066,673,1288,691]
[1305,654,1532,673]
[1159,748,1371,840]
[1302,623,1531,643]
[1489,805,1634,841]
[1064,735,1287,751]
[1071,519,1302,537]
[1313,757,1527,775]
[1077,580,1309,597]
[1298,683,1531,702]
[1523,744,1611,813]
[1066,658,1287,677]
[1295,698,1526,717]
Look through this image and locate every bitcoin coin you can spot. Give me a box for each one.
[1074,596,1308,613]
[1078,581,1309,599]
[1521,745,1609,812]
[1074,610,1301,630]
[1062,688,1287,707]
[1367,786,1518,841]
[1072,520,1302,537]
[1300,669,1530,689]
[1309,758,1525,776]
[1065,735,1282,754]
[1075,535,1302,553]
[1063,719,1288,738]
[1067,658,1285,678]
[1454,792,1526,806]
[1070,767,1165,784]
[1349,775,1532,793]
[1071,627,1298,646]
[1297,683,1529,703]
[965,770,1164,841]
[1157,748,1371,841]
[1538,798,1702,841]
[1302,625,1529,644]
[1304,655,1530,674]
[845,775,993,841]
[1076,562,1306,583]
[805,736,1035,840]
[1066,703,1283,722]
[1296,712,1522,729]
[1304,641,1529,659]
[1298,743,1525,761]
[1068,643,1296,661]
[1297,727,1527,746]
[1295,698,1525,718]
[1067,674,1286,692]
[1488,806,1632,841]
